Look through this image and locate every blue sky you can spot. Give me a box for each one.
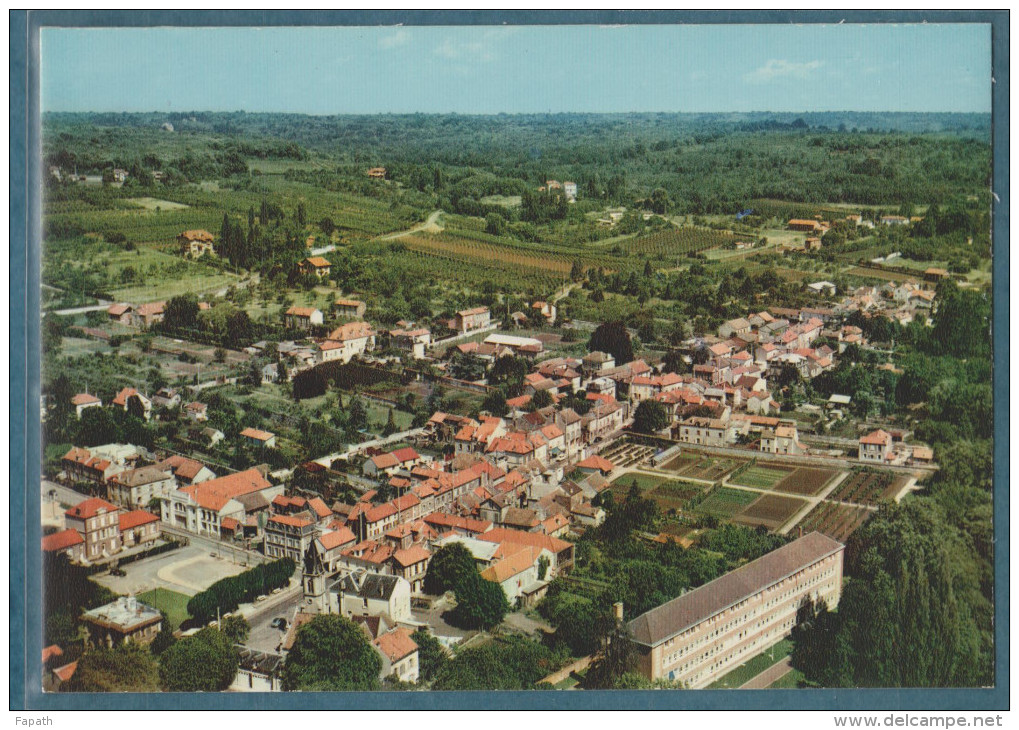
[41,24,991,114]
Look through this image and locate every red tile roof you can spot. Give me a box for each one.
[478,527,572,555]
[71,393,101,406]
[180,229,214,242]
[392,545,431,567]
[308,497,332,519]
[391,447,419,463]
[119,510,159,530]
[65,498,119,520]
[319,527,357,550]
[285,306,320,318]
[41,528,84,552]
[53,661,78,683]
[269,514,314,528]
[373,627,418,663]
[42,645,64,664]
[860,429,893,446]
[240,427,275,441]
[179,468,272,512]
[576,454,615,473]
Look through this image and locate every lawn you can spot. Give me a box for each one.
[768,668,805,689]
[707,639,793,689]
[136,588,191,630]
[734,464,794,490]
[696,487,760,519]
[610,473,667,493]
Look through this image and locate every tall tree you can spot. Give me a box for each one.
[62,643,160,692]
[281,614,381,691]
[158,627,239,692]
[589,321,634,365]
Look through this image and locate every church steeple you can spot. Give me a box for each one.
[302,538,329,614]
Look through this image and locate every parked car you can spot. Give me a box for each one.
[270,617,288,631]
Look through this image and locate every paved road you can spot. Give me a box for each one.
[46,301,112,317]
[241,585,304,652]
[159,524,267,565]
[42,479,89,509]
[741,657,793,689]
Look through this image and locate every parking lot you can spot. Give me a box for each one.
[93,543,249,597]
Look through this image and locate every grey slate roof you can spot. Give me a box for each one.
[627,532,844,647]
[338,572,400,601]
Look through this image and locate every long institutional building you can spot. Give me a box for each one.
[627,531,844,688]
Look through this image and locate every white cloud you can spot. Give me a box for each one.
[434,30,507,63]
[379,29,410,50]
[744,59,824,84]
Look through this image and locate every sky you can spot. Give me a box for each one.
[40,23,992,114]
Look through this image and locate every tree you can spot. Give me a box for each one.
[281,614,382,691]
[159,627,239,692]
[75,406,121,447]
[424,542,477,595]
[589,321,634,365]
[149,611,178,655]
[481,389,508,417]
[63,643,160,692]
[163,294,200,332]
[632,399,669,434]
[791,500,991,688]
[220,615,251,644]
[584,624,638,689]
[448,575,510,630]
[530,389,553,410]
[382,408,398,436]
[410,629,449,682]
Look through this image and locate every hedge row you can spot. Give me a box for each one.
[186,557,295,623]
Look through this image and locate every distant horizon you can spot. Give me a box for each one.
[41,25,991,115]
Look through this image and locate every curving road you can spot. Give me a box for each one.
[378,210,444,240]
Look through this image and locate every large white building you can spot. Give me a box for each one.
[627,532,844,688]
[160,467,282,539]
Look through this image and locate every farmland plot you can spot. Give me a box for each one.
[696,487,760,520]
[827,470,906,505]
[733,464,794,490]
[772,468,839,496]
[734,494,808,531]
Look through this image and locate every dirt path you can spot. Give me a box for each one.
[379,209,444,240]
[741,657,793,689]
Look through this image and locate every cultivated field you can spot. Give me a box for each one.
[647,480,705,512]
[660,453,697,472]
[772,467,839,496]
[797,502,875,542]
[733,464,794,490]
[734,494,808,530]
[827,470,906,505]
[677,456,746,482]
[696,487,760,520]
[610,473,667,494]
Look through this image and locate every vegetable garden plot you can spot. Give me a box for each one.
[772,467,839,496]
[734,464,795,489]
[734,494,808,531]
[696,487,760,520]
